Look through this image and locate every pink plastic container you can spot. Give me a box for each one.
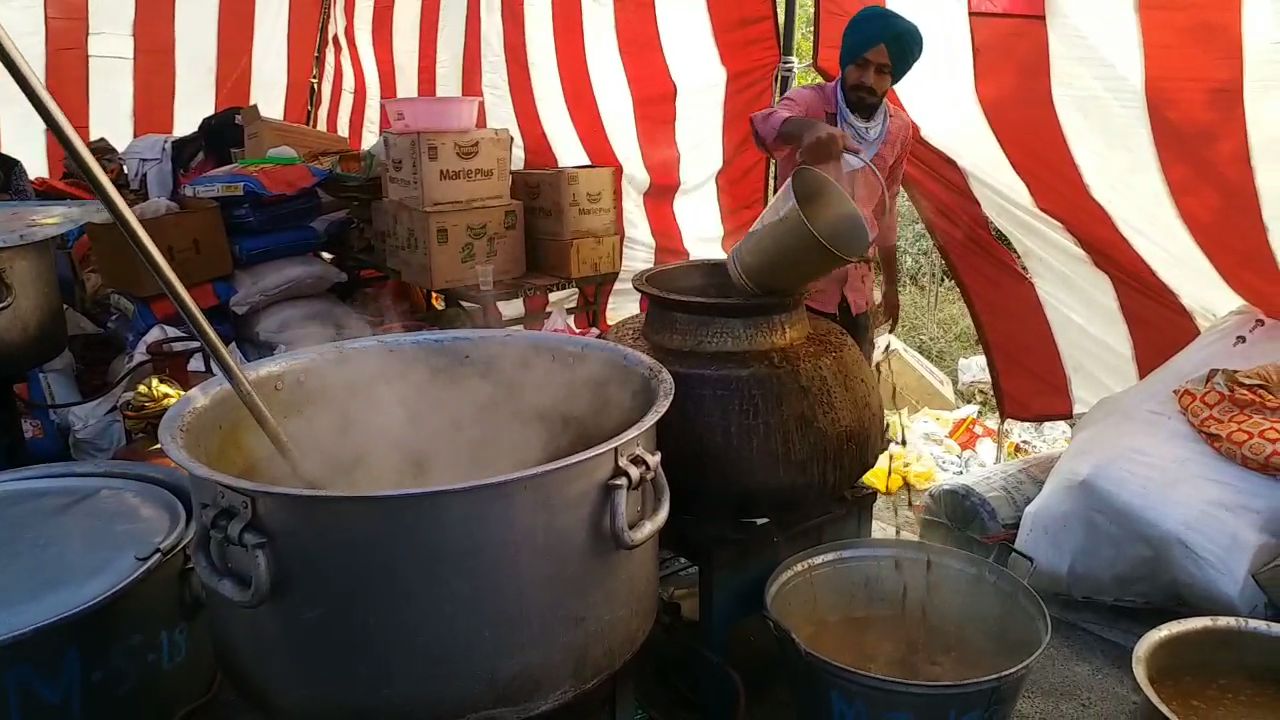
[382,96,481,133]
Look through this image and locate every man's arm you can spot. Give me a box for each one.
[750,85,858,164]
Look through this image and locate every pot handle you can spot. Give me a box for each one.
[608,447,670,550]
[0,273,14,312]
[192,509,273,608]
[998,543,1037,583]
[763,611,808,659]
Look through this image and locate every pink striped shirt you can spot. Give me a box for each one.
[750,80,913,314]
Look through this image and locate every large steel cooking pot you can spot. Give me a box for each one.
[159,331,674,719]
[0,461,216,720]
[0,231,65,378]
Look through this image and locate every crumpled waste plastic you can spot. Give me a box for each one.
[864,405,1071,495]
[542,303,601,338]
[861,445,941,495]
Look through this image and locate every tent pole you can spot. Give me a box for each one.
[779,0,800,96]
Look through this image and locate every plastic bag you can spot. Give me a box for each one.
[957,354,991,390]
[919,451,1062,542]
[541,304,600,338]
[1017,307,1280,616]
[130,197,181,220]
[230,256,347,315]
[861,445,938,495]
[240,296,372,351]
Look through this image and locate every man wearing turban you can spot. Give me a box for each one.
[750,6,923,360]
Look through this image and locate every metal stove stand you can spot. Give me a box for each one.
[648,489,877,719]
[193,665,644,720]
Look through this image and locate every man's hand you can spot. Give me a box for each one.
[778,118,859,166]
[798,124,851,166]
[880,284,900,332]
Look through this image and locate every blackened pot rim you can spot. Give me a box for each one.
[633,259,803,318]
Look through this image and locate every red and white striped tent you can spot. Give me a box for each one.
[1,1,1276,422]
[819,0,1280,420]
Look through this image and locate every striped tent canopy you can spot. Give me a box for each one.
[4,1,1275,422]
[0,0,777,329]
[817,0,1280,420]
[0,0,325,179]
[308,0,777,323]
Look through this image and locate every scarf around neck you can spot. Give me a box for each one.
[834,81,888,171]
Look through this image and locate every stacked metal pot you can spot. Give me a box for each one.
[158,331,674,719]
[0,207,73,380]
[0,461,216,720]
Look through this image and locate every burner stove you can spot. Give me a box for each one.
[648,489,877,719]
[194,665,643,719]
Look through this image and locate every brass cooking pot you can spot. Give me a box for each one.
[1132,616,1280,718]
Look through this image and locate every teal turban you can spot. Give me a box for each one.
[839,6,923,85]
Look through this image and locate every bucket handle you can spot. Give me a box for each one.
[193,504,273,608]
[997,543,1037,583]
[608,446,670,550]
[763,611,808,660]
[0,273,14,312]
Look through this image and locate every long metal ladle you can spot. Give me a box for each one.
[0,22,312,484]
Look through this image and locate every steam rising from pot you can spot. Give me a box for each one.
[181,335,654,494]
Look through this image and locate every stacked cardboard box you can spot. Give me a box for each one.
[376,128,525,290]
[511,167,621,279]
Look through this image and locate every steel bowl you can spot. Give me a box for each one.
[1132,615,1280,718]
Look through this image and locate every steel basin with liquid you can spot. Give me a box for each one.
[765,539,1051,719]
[159,330,674,719]
[1133,616,1280,719]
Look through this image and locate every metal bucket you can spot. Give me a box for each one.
[159,330,674,719]
[0,461,216,720]
[1133,616,1280,719]
[764,539,1051,720]
[0,234,65,378]
[726,165,869,297]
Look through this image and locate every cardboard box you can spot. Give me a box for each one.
[382,129,512,210]
[87,198,233,297]
[871,334,957,413]
[511,166,618,239]
[386,200,525,290]
[242,105,350,160]
[529,235,621,279]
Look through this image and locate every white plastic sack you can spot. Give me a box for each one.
[920,451,1062,541]
[240,296,372,351]
[230,256,347,315]
[1017,307,1280,617]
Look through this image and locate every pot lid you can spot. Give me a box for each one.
[0,201,106,249]
[0,475,187,644]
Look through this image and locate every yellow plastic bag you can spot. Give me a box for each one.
[861,445,937,495]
